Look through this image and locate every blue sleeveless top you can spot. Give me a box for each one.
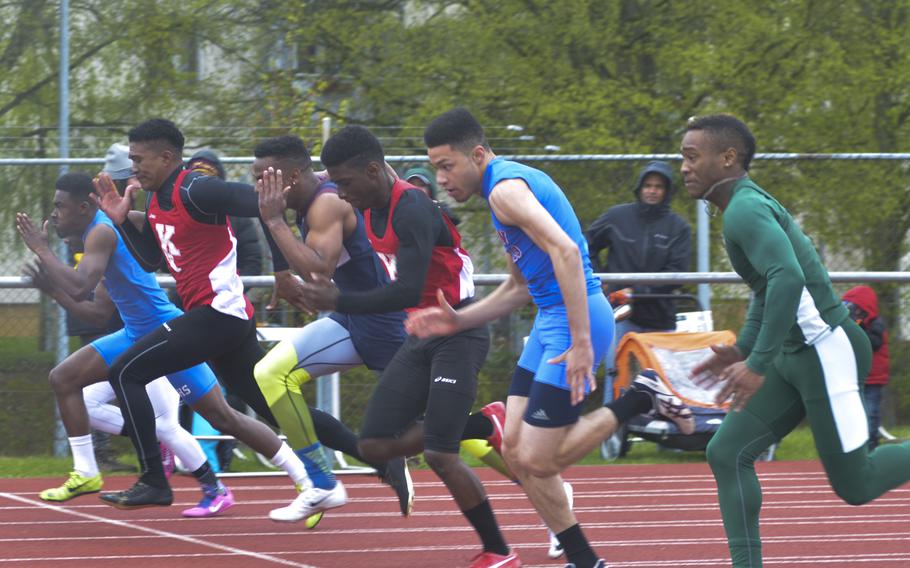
[481,158,601,307]
[84,210,181,335]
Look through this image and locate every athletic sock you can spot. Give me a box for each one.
[604,389,651,424]
[558,524,599,568]
[462,499,510,556]
[69,435,99,478]
[295,443,337,490]
[460,412,494,440]
[191,462,224,495]
[269,442,310,488]
[310,406,364,460]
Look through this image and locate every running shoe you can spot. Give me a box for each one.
[99,480,173,509]
[468,550,522,568]
[304,511,324,529]
[269,480,347,522]
[39,471,103,502]
[547,481,575,558]
[160,443,175,480]
[630,369,696,435]
[379,456,414,516]
[480,401,507,455]
[182,484,234,518]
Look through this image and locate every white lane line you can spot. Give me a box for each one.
[0,492,315,567]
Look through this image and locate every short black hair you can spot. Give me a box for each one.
[320,125,385,169]
[254,135,312,169]
[686,114,756,171]
[424,107,489,153]
[55,172,95,202]
[128,118,185,154]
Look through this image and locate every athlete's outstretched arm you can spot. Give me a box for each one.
[183,174,291,273]
[405,258,530,337]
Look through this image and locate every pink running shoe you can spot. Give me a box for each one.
[480,401,506,455]
[182,486,235,518]
[160,443,175,480]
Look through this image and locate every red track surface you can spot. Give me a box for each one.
[2,461,910,567]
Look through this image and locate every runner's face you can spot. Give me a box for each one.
[427,144,482,203]
[50,190,86,238]
[129,141,175,191]
[680,130,727,199]
[328,161,382,210]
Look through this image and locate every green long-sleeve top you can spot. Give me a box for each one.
[723,178,849,374]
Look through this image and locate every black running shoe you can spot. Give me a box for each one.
[99,480,173,510]
[379,456,414,516]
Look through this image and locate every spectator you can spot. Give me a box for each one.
[403,166,461,225]
[843,285,890,450]
[585,161,691,455]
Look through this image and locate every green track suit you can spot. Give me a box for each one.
[707,178,910,567]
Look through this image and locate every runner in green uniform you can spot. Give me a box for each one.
[682,114,910,567]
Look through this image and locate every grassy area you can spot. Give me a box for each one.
[6,424,910,478]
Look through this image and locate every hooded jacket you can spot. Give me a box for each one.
[585,161,692,330]
[843,285,889,385]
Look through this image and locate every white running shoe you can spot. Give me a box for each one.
[631,369,696,435]
[269,480,347,523]
[547,481,575,558]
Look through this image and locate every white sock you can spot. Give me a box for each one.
[69,435,99,478]
[270,442,310,488]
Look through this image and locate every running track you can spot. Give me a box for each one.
[2,461,910,567]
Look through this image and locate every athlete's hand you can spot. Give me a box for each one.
[405,289,459,338]
[299,272,340,311]
[257,167,289,226]
[691,344,744,384]
[548,341,595,406]
[15,213,50,255]
[22,259,53,294]
[713,361,764,411]
[269,270,315,314]
[91,172,135,225]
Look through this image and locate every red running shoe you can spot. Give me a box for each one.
[468,550,522,568]
[480,401,506,455]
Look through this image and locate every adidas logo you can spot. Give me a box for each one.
[530,408,550,421]
[434,376,457,384]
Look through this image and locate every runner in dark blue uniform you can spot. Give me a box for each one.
[252,135,414,520]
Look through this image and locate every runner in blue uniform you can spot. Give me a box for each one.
[410,108,696,568]
[17,171,233,516]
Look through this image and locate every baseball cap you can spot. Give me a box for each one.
[103,143,133,180]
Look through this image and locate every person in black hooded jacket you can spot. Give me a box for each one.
[585,161,691,410]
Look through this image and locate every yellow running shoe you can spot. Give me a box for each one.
[293,483,326,529]
[40,471,103,502]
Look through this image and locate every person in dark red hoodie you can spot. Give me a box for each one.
[843,285,890,450]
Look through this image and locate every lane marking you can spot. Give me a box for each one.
[0,492,315,567]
